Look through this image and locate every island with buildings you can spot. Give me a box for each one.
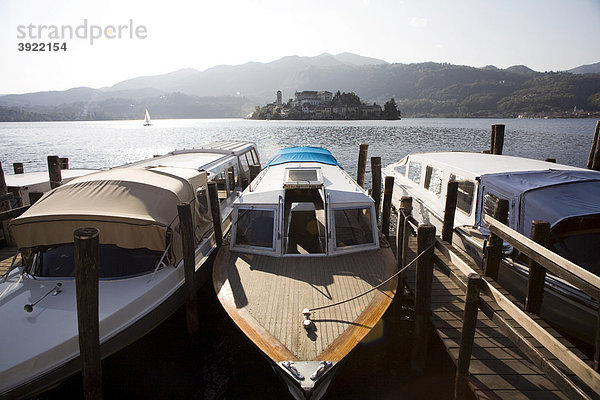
[250,90,400,120]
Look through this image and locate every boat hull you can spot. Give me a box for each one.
[0,238,215,399]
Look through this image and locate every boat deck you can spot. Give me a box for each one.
[213,243,397,363]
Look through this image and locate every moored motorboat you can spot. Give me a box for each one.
[0,141,260,398]
[213,146,397,399]
[383,151,600,345]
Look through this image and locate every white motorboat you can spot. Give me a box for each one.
[213,146,397,400]
[0,141,260,398]
[383,151,600,345]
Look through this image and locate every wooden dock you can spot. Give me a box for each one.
[402,236,598,399]
[0,246,18,276]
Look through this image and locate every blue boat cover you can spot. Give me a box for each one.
[265,146,340,167]
[476,169,600,237]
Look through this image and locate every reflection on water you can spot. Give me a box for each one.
[0,118,596,178]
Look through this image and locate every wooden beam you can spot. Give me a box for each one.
[47,155,62,189]
[411,224,436,375]
[356,143,368,189]
[73,227,103,400]
[454,273,482,400]
[0,205,30,221]
[381,176,394,239]
[370,157,382,222]
[178,202,199,337]
[587,121,600,170]
[442,181,458,243]
[525,220,550,315]
[483,197,508,280]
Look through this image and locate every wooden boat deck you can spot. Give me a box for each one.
[213,243,397,363]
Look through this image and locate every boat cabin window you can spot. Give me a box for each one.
[27,244,162,279]
[234,208,275,249]
[424,165,443,197]
[550,214,600,275]
[334,207,374,248]
[450,173,475,215]
[215,170,229,202]
[408,161,422,184]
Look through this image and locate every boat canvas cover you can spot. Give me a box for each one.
[9,167,210,260]
[265,146,340,167]
[476,169,600,236]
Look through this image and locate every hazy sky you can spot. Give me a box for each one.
[2,0,599,94]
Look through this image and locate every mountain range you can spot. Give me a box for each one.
[1,53,599,121]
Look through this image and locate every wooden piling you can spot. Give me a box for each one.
[60,157,69,170]
[356,143,369,189]
[525,220,550,315]
[442,181,458,243]
[483,197,509,280]
[13,163,24,174]
[249,164,261,182]
[454,273,483,400]
[207,181,223,247]
[371,157,382,222]
[411,223,436,375]
[545,158,556,163]
[491,124,505,155]
[587,121,600,170]
[47,155,62,189]
[381,176,394,239]
[396,196,413,269]
[0,162,10,246]
[177,202,199,337]
[73,227,103,400]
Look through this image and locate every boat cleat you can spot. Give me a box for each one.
[277,360,336,391]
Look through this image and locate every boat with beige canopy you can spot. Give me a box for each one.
[0,141,260,398]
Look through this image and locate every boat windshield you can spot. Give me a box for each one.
[234,208,275,249]
[334,207,374,248]
[550,215,600,275]
[27,244,163,279]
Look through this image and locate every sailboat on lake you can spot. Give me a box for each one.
[143,109,152,126]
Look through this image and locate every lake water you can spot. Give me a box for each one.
[1,118,596,399]
[0,118,597,177]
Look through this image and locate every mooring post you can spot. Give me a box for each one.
[525,220,550,315]
[371,157,382,222]
[411,223,436,375]
[47,155,62,189]
[177,202,199,337]
[396,196,413,269]
[0,162,11,246]
[249,164,261,182]
[545,158,556,163]
[13,163,24,174]
[491,124,505,155]
[382,176,394,239]
[73,227,103,400]
[60,157,69,170]
[356,143,369,189]
[454,273,483,400]
[483,198,508,280]
[442,181,459,243]
[207,181,223,247]
[587,121,600,170]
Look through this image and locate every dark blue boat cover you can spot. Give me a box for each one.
[265,146,340,167]
[476,169,600,237]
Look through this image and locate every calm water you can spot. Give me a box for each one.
[0,118,597,177]
[2,118,595,399]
